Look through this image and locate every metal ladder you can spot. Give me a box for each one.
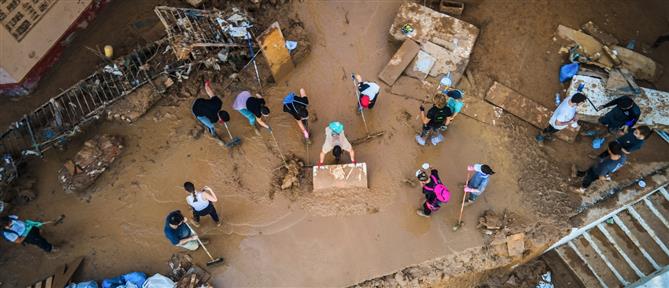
[546,184,669,287]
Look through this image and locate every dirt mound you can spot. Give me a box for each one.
[58,135,124,194]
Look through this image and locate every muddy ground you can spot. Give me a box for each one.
[1,0,669,287]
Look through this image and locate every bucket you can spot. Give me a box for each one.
[104,45,114,58]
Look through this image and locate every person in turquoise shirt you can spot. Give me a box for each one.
[445,89,464,125]
[1,215,56,253]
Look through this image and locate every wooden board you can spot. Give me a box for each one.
[485,82,578,143]
[612,45,663,83]
[557,25,614,68]
[378,39,421,86]
[405,50,436,80]
[52,256,84,288]
[581,21,619,46]
[313,163,368,191]
[257,22,294,81]
[461,96,502,126]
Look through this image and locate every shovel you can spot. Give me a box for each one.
[350,73,384,145]
[453,171,471,231]
[218,111,242,148]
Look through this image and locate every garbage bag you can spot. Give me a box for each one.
[122,271,147,287]
[102,276,124,288]
[66,281,99,288]
[559,63,579,83]
[142,274,175,288]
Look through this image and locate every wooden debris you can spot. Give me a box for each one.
[485,82,578,143]
[581,21,619,46]
[556,25,613,68]
[378,39,421,86]
[439,0,465,16]
[612,45,663,82]
[405,50,436,80]
[506,233,525,257]
[257,22,294,81]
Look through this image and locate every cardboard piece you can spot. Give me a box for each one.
[378,39,421,86]
[406,50,436,80]
[506,233,525,257]
[581,21,619,46]
[313,163,368,191]
[257,22,294,81]
[485,82,579,143]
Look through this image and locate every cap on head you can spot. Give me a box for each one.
[360,95,371,108]
[168,210,184,225]
[618,96,634,110]
[481,164,495,175]
[218,110,231,123]
[329,121,344,134]
[571,93,587,104]
[446,89,463,99]
[416,170,428,181]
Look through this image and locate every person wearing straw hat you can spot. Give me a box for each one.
[319,121,355,166]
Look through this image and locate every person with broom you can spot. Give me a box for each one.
[318,121,355,166]
[416,93,452,146]
[232,90,271,133]
[191,80,231,138]
[354,74,380,112]
[416,167,451,217]
[2,214,58,253]
[164,210,203,251]
[283,88,310,141]
[464,163,495,204]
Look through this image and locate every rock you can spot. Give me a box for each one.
[478,209,503,230]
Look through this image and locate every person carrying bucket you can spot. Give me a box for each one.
[283,88,310,140]
[319,121,355,166]
[416,167,450,217]
[191,80,231,138]
[354,74,380,111]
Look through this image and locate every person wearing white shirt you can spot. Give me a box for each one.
[536,92,587,143]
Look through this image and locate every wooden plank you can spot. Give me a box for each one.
[557,25,614,68]
[461,96,502,126]
[581,21,619,46]
[612,46,663,82]
[44,276,53,288]
[52,256,84,288]
[312,163,368,191]
[257,22,294,81]
[485,82,578,143]
[378,39,421,86]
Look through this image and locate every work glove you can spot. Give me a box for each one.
[419,105,425,112]
[467,165,475,171]
[267,126,273,132]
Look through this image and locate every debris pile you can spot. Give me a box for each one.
[58,135,124,194]
[106,78,165,123]
[2,176,38,205]
[272,154,306,197]
[167,253,213,288]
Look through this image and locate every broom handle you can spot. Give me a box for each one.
[223,122,234,140]
[185,222,216,261]
[457,171,472,224]
[351,73,370,134]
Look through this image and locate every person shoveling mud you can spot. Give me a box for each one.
[464,164,495,205]
[416,164,450,218]
[318,121,355,166]
[2,214,62,253]
[416,93,452,146]
[191,80,240,147]
[282,88,311,142]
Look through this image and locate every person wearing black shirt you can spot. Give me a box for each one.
[283,88,310,140]
[191,80,230,137]
[597,96,641,135]
[416,93,452,146]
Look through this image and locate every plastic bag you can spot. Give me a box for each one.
[559,63,579,83]
[66,281,98,288]
[142,274,175,288]
[122,272,147,287]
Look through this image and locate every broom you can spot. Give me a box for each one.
[185,223,225,267]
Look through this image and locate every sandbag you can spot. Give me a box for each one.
[142,274,175,288]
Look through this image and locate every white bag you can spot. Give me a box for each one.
[141,274,175,288]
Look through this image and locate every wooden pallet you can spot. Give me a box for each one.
[26,257,84,288]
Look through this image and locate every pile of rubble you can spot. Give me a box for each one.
[58,135,124,194]
[168,253,213,288]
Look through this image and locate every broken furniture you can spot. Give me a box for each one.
[257,21,294,81]
[312,163,368,191]
[26,257,84,288]
[485,82,579,143]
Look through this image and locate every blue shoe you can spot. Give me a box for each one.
[592,137,605,149]
[535,134,545,142]
[415,135,426,146]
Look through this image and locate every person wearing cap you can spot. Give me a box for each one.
[164,210,203,251]
[416,168,450,217]
[1,214,57,253]
[319,121,355,165]
[191,80,231,138]
[536,92,587,143]
[232,90,271,131]
[597,96,641,135]
[283,88,310,140]
[355,74,380,111]
[464,164,495,204]
[416,93,452,146]
[445,89,464,121]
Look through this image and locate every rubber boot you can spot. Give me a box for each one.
[415,135,426,146]
[430,133,444,145]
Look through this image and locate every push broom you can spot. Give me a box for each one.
[185,222,225,267]
[218,111,242,148]
[350,73,384,145]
